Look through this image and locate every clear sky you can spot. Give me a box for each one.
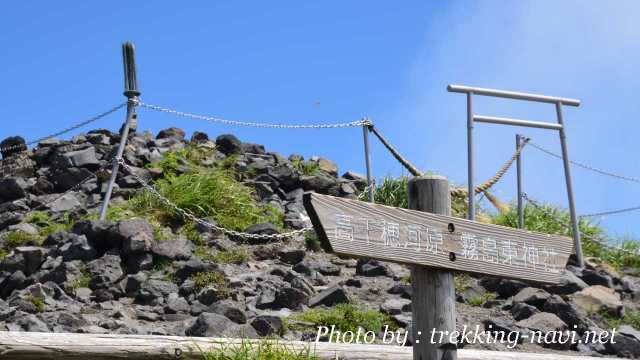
[1,1,638,239]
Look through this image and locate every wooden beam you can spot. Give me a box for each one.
[408,175,456,360]
[0,332,622,360]
[303,193,572,284]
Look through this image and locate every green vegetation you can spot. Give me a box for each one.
[467,292,496,307]
[3,230,38,248]
[191,271,230,297]
[68,269,92,292]
[26,295,45,313]
[182,222,204,245]
[494,203,640,270]
[602,309,640,331]
[291,159,320,176]
[304,232,322,252]
[289,303,395,334]
[358,176,467,218]
[82,146,284,249]
[1,212,74,255]
[130,166,283,232]
[454,273,473,294]
[196,246,249,264]
[359,176,409,209]
[198,338,316,360]
[1,228,43,259]
[26,211,73,237]
[151,144,215,175]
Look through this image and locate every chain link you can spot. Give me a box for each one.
[30,167,102,212]
[0,102,127,154]
[0,164,33,179]
[117,159,311,240]
[137,101,367,129]
[529,141,640,184]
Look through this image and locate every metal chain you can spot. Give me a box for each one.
[137,101,367,129]
[0,164,33,179]
[0,102,127,154]
[117,159,311,240]
[522,193,640,256]
[30,167,102,212]
[528,141,640,184]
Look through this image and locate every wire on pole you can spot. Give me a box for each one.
[529,141,640,185]
[0,102,126,155]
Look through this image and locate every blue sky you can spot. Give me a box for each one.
[1,1,638,238]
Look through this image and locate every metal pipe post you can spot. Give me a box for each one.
[447,84,581,107]
[516,134,524,229]
[555,103,584,268]
[467,92,475,220]
[473,115,563,130]
[362,120,374,202]
[99,42,141,221]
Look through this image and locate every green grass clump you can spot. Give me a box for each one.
[196,246,249,264]
[291,159,320,176]
[289,303,395,334]
[359,176,409,209]
[454,273,473,294]
[129,167,283,232]
[26,211,51,225]
[26,295,45,313]
[492,201,640,270]
[181,222,204,245]
[214,248,249,264]
[602,309,640,331]
[3,230,40,248]
[191,271,230,296]
[68,269,91,292]
[357,176,468,218]
[26,211,73,237]
[467,293,496,307]
[151,144,215,175]
[304,232,322,252]
[199,338,316,360]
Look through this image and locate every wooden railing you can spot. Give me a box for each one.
[0,332,622,360]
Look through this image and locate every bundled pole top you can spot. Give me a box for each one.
[122,42,140,98]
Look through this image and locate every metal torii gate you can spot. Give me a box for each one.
[447,84,584,268]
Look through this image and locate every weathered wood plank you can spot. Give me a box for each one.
[303,193,572,284]
[0,332,621,360]
[408,175,457,360]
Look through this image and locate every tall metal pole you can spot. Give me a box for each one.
[467,92,475,220]
[555,103,584,268]
[362,120,374,202]
[99,42,141,221]
[516,134,524,229]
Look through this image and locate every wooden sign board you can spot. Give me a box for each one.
[303,193,572,284]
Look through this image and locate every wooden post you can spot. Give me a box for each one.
[408,175,457,360]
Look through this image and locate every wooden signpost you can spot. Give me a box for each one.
[303,176,573,360]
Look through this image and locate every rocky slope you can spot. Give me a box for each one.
[0,127,639,358]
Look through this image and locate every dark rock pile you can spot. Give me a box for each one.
[0,127,639,357]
